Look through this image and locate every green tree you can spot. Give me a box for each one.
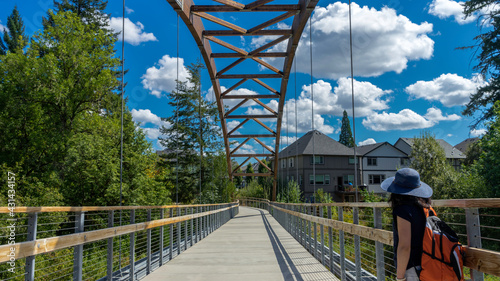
[462,0,500,126]
[257,159,272,198]
[1,6,28,54]
[245,163,254,184]
[44,0,110,30]
[339,110,355,147]
[159,62,222,203]
[409,132,448,185]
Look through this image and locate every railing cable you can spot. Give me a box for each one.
[119,0,125,275]
[348,0,358,202]
[294,58,298,188]
[309,13,315,202]
[176,14,180,204]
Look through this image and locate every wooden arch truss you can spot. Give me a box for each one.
[167,0,319,200]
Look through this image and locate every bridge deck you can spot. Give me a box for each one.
[143,206,338,281]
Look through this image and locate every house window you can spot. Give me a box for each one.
[349,157,358,164]
[289,158,294,167]
[367,157,377,166]
[343,175,354,185]
[281,159,286,168]
[299,175,303,185]
[310,156,324,164]
[369,174,386,184]
[400,158,409,166]
[309,174,330,185]
[290,176,294,182]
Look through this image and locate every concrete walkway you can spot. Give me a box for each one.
[143,206,338,281]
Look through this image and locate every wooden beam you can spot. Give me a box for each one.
[232,153,274,157]
[247,11,296,34]
[245,0,275,10]
[212,0,245,9]
[252,118,276,134]
[229,134,275,138]
[218,58,246,76]
[192,5,300,12]
[192,12,246,34]
[253,98,277,115]
[205,36,248,55]
[228,118,250,135]
[254,157,272,172]
[222,94,279,99]
[225,98,249,116]
[234,173,273,177]
[252,57,282,74]
[253,137,275,153]
[212,52,287,58]
[218,74,282,79]
[226,115,277,119]
[221,78,248,97]
[0,206,236,262]
[252,78,279,94]
[204,30,292,36]
[230,138,251,155]
[232,157,251,173]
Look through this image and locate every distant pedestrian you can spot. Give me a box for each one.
[381,168,433,281]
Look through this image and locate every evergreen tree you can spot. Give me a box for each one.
[245,163,254,184]
[462,0,500,126]
[45,0,110,30]
[2,6,28,54]
[159,62,222,203]
[339,110,355,147]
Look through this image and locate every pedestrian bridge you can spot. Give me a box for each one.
[0,198,499,280]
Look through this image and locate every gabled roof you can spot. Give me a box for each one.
[454,137,479,153]
[279,130,356,157]
[395,138,465,159]
[355,142,386,155]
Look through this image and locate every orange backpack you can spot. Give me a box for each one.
[419,207,465,281]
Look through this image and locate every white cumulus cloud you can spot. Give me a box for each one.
[125,7,134,14]
[405,73,485,107]
[362,107,460,131]
[358,138,377,146]
[109,17,157,45]
[142,128,161,140]
[470,128,487,137]
[142,55,190,98]
[131,109,171,142]
[428,0,474,24]
[266,2,434,79]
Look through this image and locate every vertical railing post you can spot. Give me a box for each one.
[321,206,325,265]
[184,207,188,250]
[169,208,174,261]
[338,206,346,281]
[314,206,318,258]
[374,207,385,281]
[146,209,152,275]
[328,206,333,274]
[190,207,194,247]
[129,210,135,281]
[73,211,84,281]
[106,211,114,281]
[308,206,312,253]
[466,208,484,281]
[25,212,38,281]
[177,207,181,255]
[353,207,361,281]
[159,209,164,266]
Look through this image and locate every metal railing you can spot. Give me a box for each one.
[240,197,500,281]
[0,202,239,281]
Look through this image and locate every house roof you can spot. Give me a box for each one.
[454,137,479,153]
[395,138,465,159]
[355,142,386,155]
[279,130,356,157]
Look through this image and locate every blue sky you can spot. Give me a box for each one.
[0,0,490,154]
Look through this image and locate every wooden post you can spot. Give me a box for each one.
[129,210,135,281]
[466,208,484,281]
[106,211,114,281]
[25,212,38,281]
[73,212,84,281]
[374,207,385,281]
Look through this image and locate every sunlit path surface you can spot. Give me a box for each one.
[143,206,338,281]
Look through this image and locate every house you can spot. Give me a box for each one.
[356,142,409,194]
[394,138,466,171]
[454,137,479,154]
[276,130,362,202]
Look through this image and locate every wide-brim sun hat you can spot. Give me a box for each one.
[380,168,433,198]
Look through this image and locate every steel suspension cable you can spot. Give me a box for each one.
[176,14,180,204]
[118,0,125,274]
[309,14,315,202]
[286,98,289,203]
[348,0,358,202]
[294,58,298,190]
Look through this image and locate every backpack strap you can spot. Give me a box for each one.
[423,206,436,217]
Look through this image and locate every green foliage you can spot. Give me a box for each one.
[45,0,110,31]
[462,0,500,126]
[159,62,222,203]
[1,6,28,54]
[237,180,265,198]
[360,189,384,202]
[314,188,333,203]
[245,163,254,184]
[409,132,448,186]
[257,159,273,199]
[339,110,355,148]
